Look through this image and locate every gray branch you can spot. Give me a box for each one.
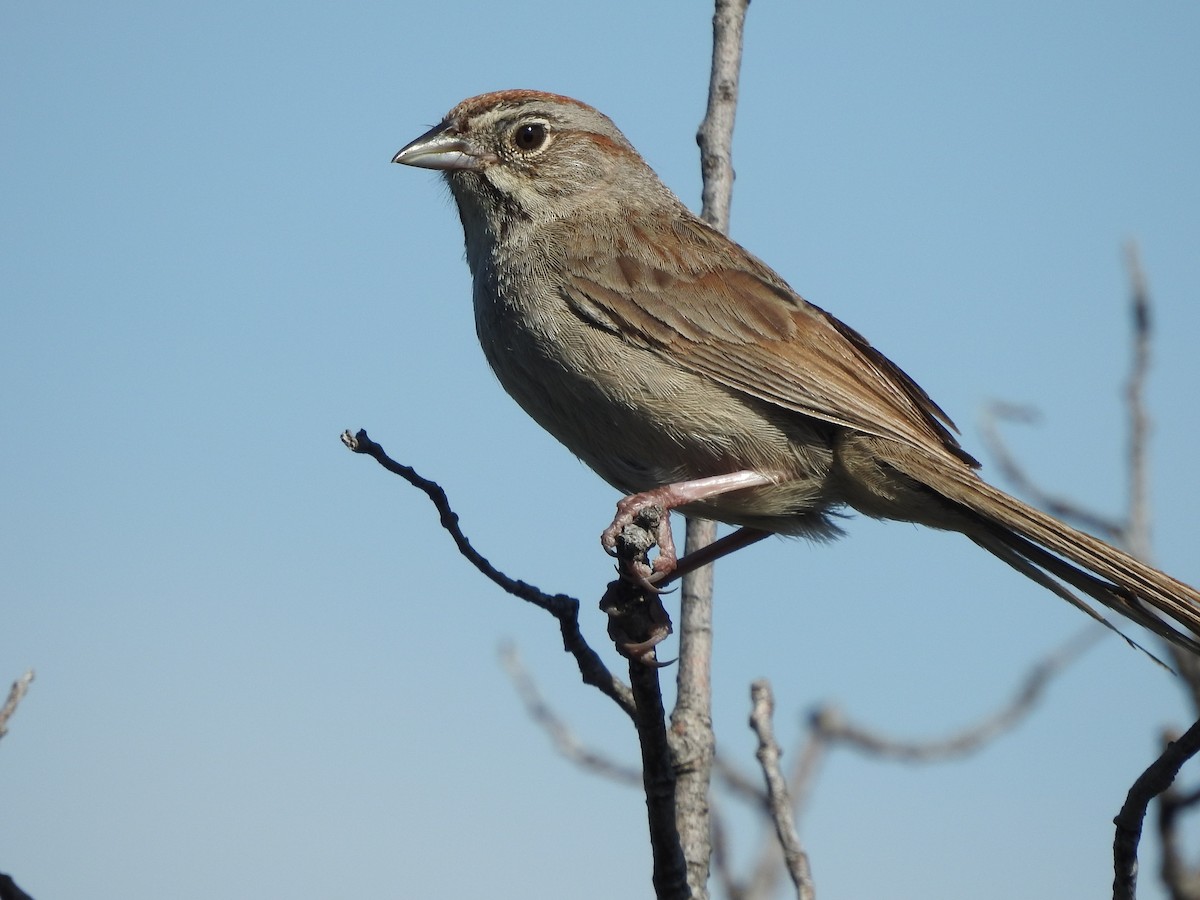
[971,247,1200,896]
[670,2,753,897]
[697,0,751,235]
[750,680,816,900]
[810,628,1101,762]
[0,669,35,743]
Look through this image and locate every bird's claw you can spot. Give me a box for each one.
[615,560,677,595]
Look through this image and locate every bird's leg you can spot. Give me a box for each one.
[601,516,768,664]
[655,526,771,588]
[601,471,774,580]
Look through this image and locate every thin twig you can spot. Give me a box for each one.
[1114,717,1200,900]
[0,669,35,742]
[731,631,1089,899]
[980,250,1200,897]
[499,642,641,786]
[712,624,1094,898]
[341,429,635,719]
[810,628,1101,762]
[741,731,829,900]
[1123,241,1152,563]
[1115,248,1200,898]
[750,680,816,900]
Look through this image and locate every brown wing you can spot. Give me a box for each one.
[561,213,978,467]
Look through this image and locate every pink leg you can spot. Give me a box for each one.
[656,527,770,587]
[601,470,774,575]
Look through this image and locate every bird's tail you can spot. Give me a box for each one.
[894,455,1200,659]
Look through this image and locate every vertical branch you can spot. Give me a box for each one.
[750,681,817,900]
[1120,244,1200,899]
[1100,246,1200,897]
[697,0,751,235]
[632,662,691,900]
[671,2,752,898]
[1113,719,1200,900]
[673,518,718,898]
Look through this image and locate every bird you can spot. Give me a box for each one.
[392,89,1200,656]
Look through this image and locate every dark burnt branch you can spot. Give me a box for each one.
[0,873,35,900]
[602,508,676,666]
[1114,718,1200,900]
[632,657,691,900]
[1157,774,1200,900]
[341,429,634,719]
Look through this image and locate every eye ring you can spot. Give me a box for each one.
[512,122,548,152]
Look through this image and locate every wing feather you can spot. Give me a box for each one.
[561,213,977,466]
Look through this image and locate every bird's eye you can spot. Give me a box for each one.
[513,122,548,152]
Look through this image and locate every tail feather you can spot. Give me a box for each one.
[900,457,1200,657]
[969,526,1188,665]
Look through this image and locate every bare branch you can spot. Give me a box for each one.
[670,3,753,896]
[812,628,1100,762]
[978,250,1200,898]
[1114,717,1200,900]
[632,661,691,900]
[671,517,719,897]
[499,642,641,786]
[718,628,1098,899]
[750,680,816,900]
[575,497,690,894]
[341,429,635,719]
[1118,250,1200,899]
[0,873,35,900]
[0,669,34,742]
[1123,240,1152,562]
[1157,775,1200,900]
[696,0,750,234]
[740,732,830,900]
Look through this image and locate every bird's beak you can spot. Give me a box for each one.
[392,122,485,171]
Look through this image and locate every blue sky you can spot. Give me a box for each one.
[3,2,1199,898]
